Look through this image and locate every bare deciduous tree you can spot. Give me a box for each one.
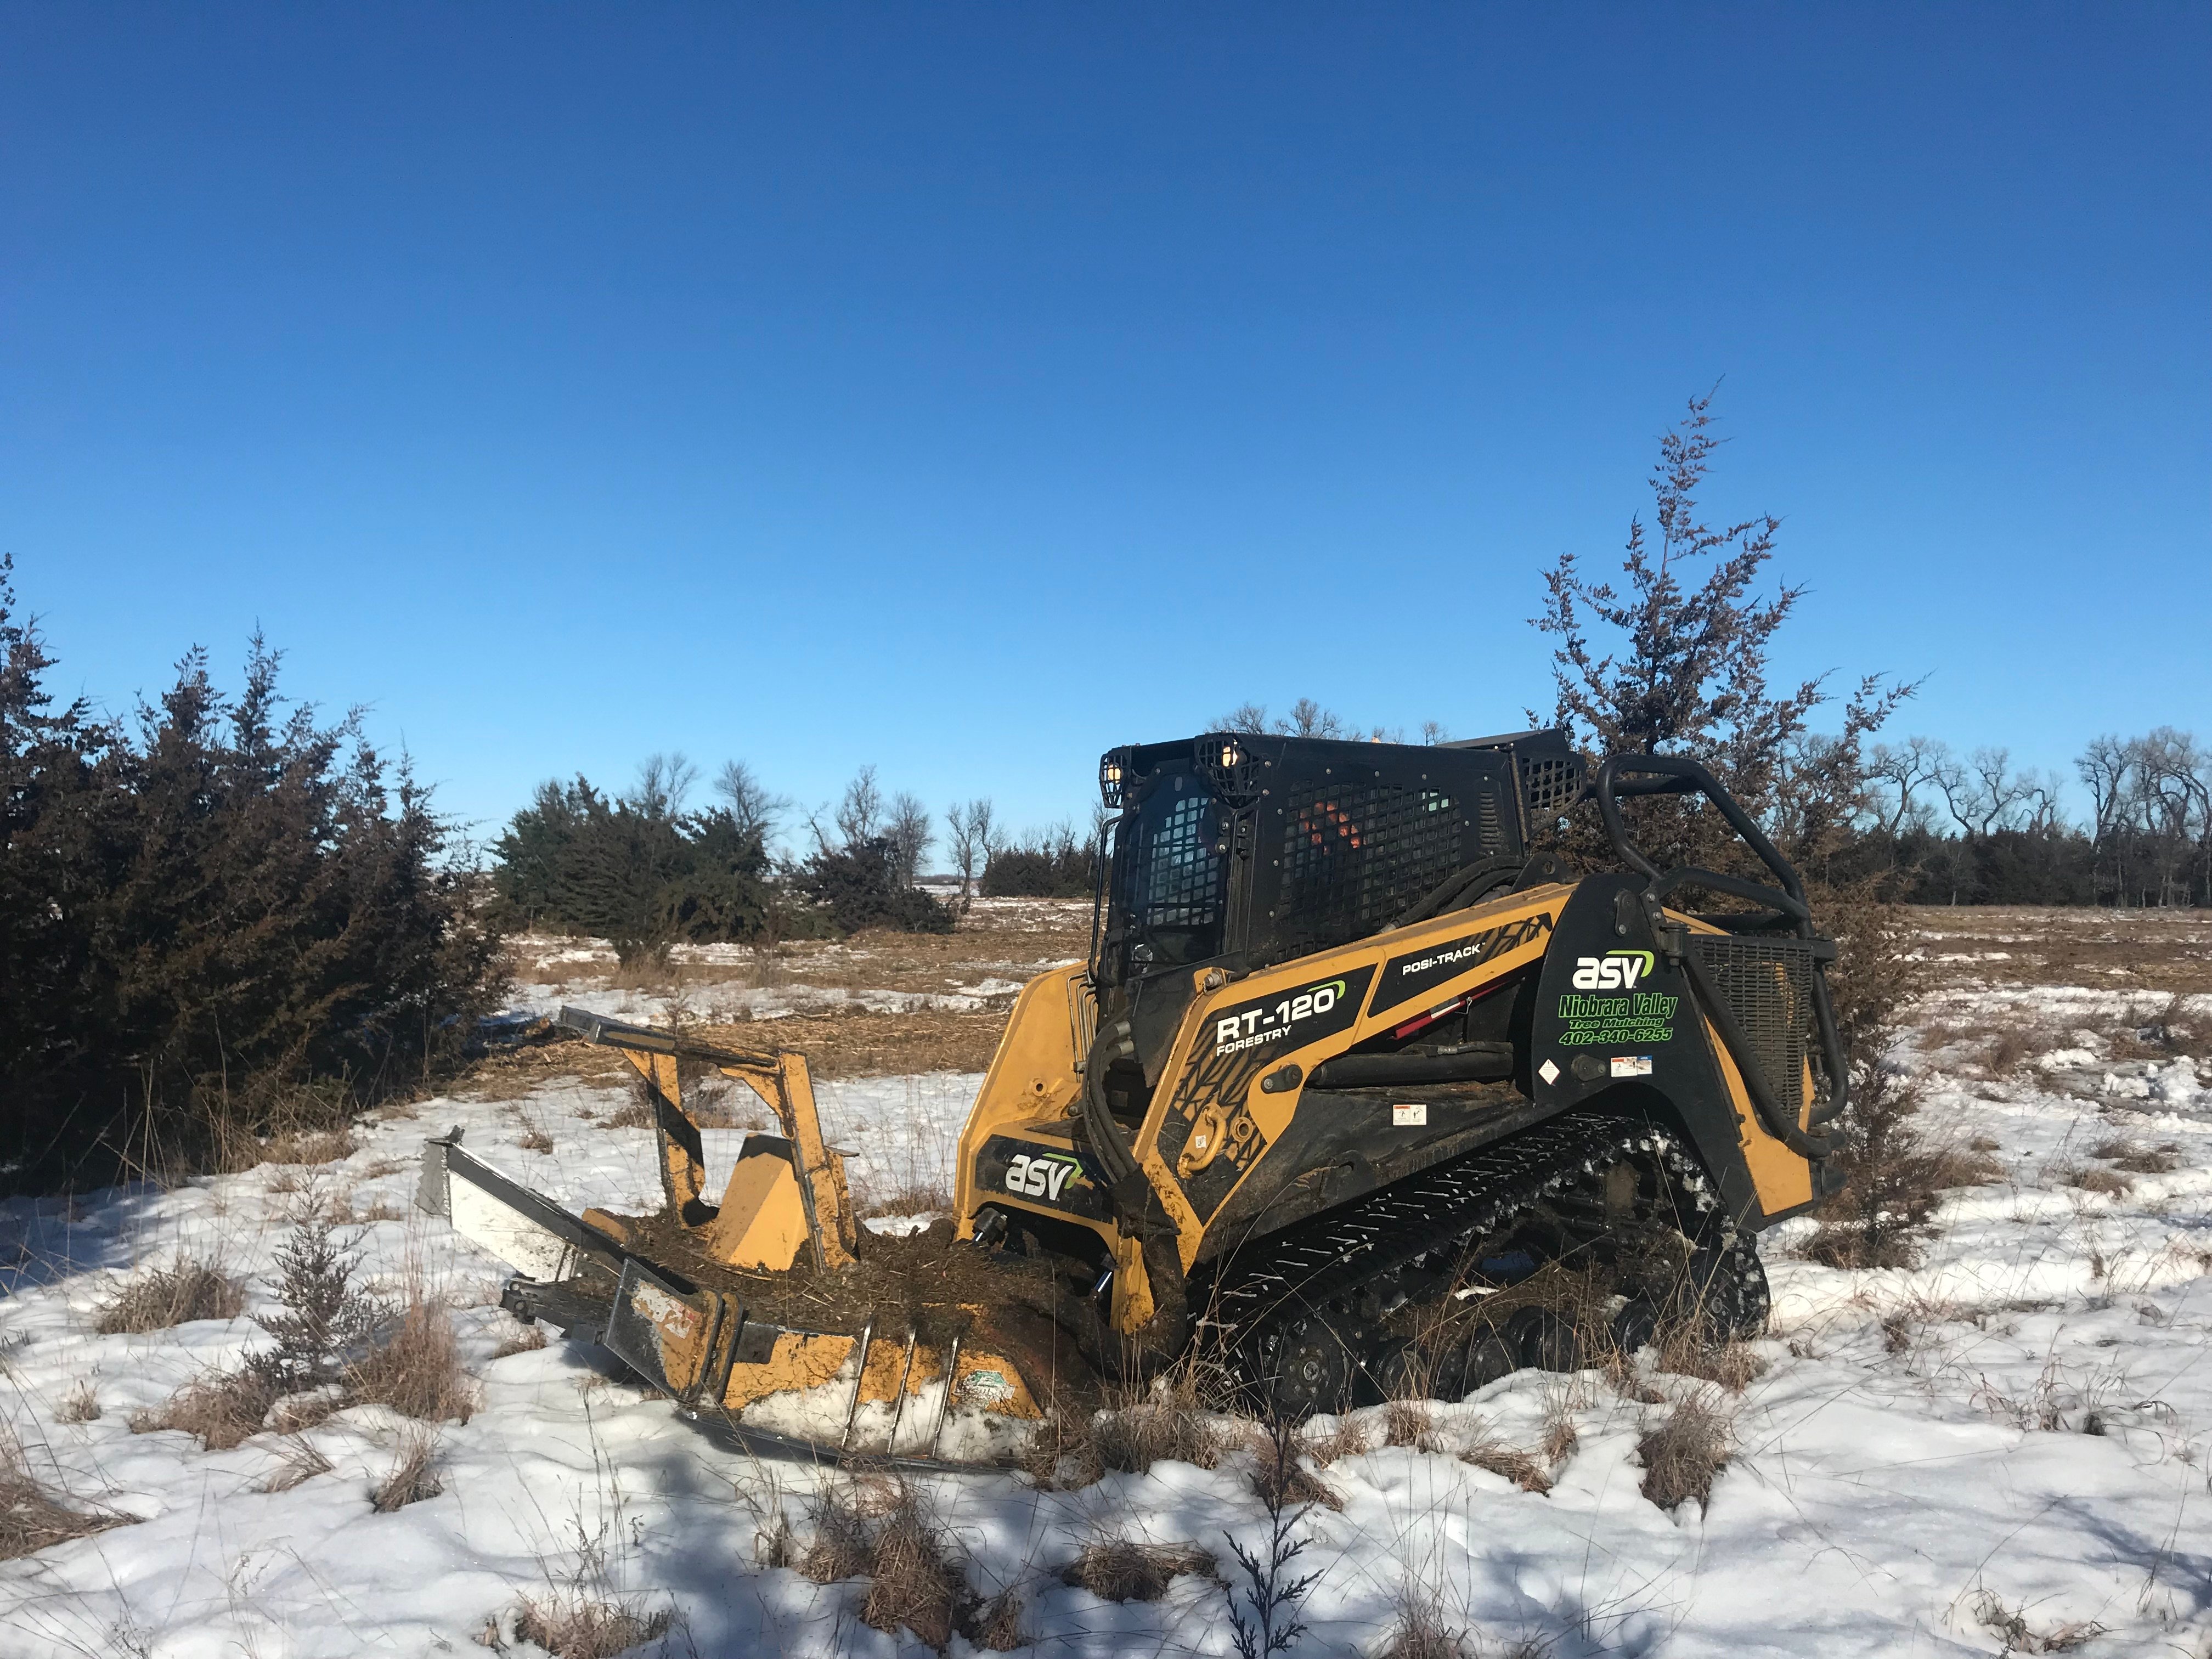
[833,765,884,847]
[945,798,996,910]
[713,759,789,847]
[630,752,699,819]
[887,791,933,884]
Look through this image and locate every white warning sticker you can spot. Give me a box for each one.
[1392,1103,1427,1127]
[1537,1058,1561,1086]
[1610,1055,1654,1079]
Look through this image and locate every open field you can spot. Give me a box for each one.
[2,904,2210,1656]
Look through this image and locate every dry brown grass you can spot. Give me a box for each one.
[1092,1372,1227,1475]
[261,1128,358,1168]
[349,1297,474,1423]
[2090,1137,2179,1174]
[262,1435,335,1493]
[1638,1396,1733,1510]
[1062,1537,1216,1603]
[371,1425,442,1511]
[493,1324,549,1359]
[1380,1585,1468,1659]
[798,1481,976,1651]
[2063,1165,2134,1197]
[512,1594,673,1659]
[859,1491,972,1650]
[55,1380,100,1424]
[968,1588,1026,1651]
[0,1432,131,1560]
[1384,1398,1438,1449]
[1538,1402,1579,1465]
[94,1256,245,1334]
[1654,1334,1768,1393]
[1299,1417,1370,1466]
[1458,1428,1555,1495]
[130,1369,276,1451]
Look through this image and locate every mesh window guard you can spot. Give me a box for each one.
[1278,785,1464,945]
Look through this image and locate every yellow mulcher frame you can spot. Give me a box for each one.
[416,1008,1042,1464]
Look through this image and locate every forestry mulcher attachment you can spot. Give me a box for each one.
[418,728,1849,1465]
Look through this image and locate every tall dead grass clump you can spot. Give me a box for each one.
[0,1431,131,1560]
[510,1595,673,1659]
[1380,1582,1468,1659]
[1458,1421,1555,1494]
[799,1481,977,1652]
[1638,1395,1733,1510]
[860,1490,973,1650]
[1092,1367,1227,1475]
[94,1256,245,1334]
[371,1425,443,1511]
[348,1295,473,1423]
[129,1369,278,1451]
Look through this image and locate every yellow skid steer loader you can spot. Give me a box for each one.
[417,729,1848,1464]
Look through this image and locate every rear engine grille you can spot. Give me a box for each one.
[1691,938,1815,1120]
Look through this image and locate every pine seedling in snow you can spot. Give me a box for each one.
[251,1207,385,1393]
[1226,1414,1322,1658]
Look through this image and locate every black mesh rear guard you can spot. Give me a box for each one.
[1690,937,1815,1119]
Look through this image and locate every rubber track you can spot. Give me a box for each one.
[1204,1110,1719,1363]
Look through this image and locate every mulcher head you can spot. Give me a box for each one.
[414,1008,1075,1467]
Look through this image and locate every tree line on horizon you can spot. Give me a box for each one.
[4,393,2202,1195]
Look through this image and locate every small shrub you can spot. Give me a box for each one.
[795,837,954,936]
[256,1209,386,1391]
[0,1432,129,1560]
[94,1257,245,1334]
[1063,1537,1216,1603]
[1638,1396,1732,1510]
[371,1425,442,1512]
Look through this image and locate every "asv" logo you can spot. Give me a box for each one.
[1004,1152,1081,1201]
[1571,949,1655,990]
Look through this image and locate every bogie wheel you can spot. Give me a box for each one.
[1265,1312,1359,1417]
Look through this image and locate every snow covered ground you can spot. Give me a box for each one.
[5,964,2212,1656]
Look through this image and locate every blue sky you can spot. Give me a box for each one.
[4,5,2205,854]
